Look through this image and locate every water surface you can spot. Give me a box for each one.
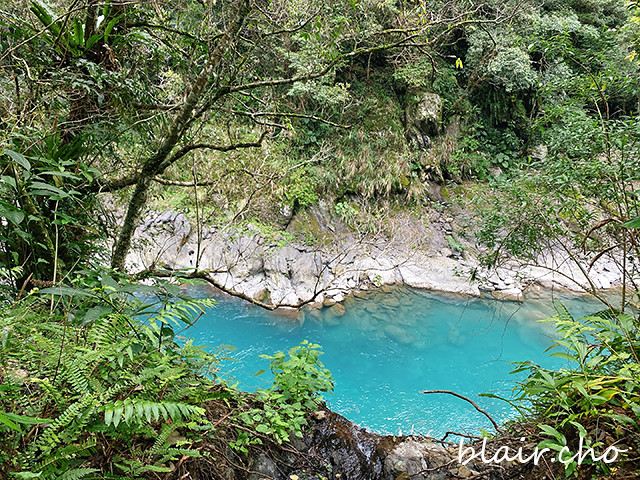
[184,285,600,437]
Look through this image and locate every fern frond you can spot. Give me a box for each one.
[150,422,179,455]
[25,394,97,465]
[88,314,127,350]
[103,399,204,427]
[65,359,90,395]
[150,299,214,328]
[58,468,99,480]
[154,447,201,465]
[35,440,97,473]
[552,302,574,323]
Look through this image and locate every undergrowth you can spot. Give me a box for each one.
[0,270,333,479]
[509,303,640,479]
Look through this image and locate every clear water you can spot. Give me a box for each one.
[182,284,600,437]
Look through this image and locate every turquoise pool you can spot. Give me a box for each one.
[183,284,599,437]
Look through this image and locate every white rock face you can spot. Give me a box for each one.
[126,209,627,309]
[405,91,444,150]
[398,259,480,296]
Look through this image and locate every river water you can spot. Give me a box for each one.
[183,284,601,437]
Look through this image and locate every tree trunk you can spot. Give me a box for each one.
[110,176,152,271]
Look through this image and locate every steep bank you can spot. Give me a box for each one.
[190,401,624,480]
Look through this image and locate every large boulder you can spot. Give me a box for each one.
[406,92,444,150]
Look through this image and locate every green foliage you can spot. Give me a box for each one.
[445,234,464,254]
[0,144,102,293]
[466,29,537,94]
[334,201,359,224]
[29,0,115,59]
[542,0,629,29]
[263,340,333,404]
[512,305,640,475]
[447,130,489,180]
[0,275,218,479]
[393,58,435,90]
[232,341,333,452]
[472,114,640,268]
[284,169,319,209]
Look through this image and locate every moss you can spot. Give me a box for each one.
[287,210,327,245]
[254,288,271,305]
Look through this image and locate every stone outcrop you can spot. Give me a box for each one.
[124,204,631,310]
[405,91,444,151]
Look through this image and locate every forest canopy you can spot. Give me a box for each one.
[0,0,639,282]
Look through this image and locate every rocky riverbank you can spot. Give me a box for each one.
[198,403,560,480]
[120,200,629,311]
[241,407,504,480]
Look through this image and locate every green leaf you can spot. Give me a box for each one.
[59,468,99,480]
[104,408,114,426]
[549,352,578,362]
[80,306,112,325]
[40,170,81,180]
[622,216,640,228]
[85,32,103,50]
[28,181,68,198]
[3,413,51,425]
[73,18,84,46]
[12,472,42,479]
[255,424,270,434]
[0,412,20,431]
[1,209,25,226]
[103,16,121,44]
[38,286,92,297]
[1,176,17,190]
[537,439,564,451]
[4,149,31,171]
[538,424,566,443]
[112,407,123,428]
[124,403,134,423]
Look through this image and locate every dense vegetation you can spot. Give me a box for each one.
[0,0,639,478]
[0,271,334,478]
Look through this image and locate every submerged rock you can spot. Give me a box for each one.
[491,288,524,302]
[329,303,346,317]
[385,324,413,345]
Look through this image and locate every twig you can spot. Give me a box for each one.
[15,273,33,302]
[420,390,502,433]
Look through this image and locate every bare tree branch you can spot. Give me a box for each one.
[421,390,502,433]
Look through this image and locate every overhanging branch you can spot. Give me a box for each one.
[152,177,219,187]
[230,109,350,129]
[159,130,269,172]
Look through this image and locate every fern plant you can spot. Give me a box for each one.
[0,275,218,479]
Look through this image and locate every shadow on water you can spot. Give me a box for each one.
[183,283,604,437]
